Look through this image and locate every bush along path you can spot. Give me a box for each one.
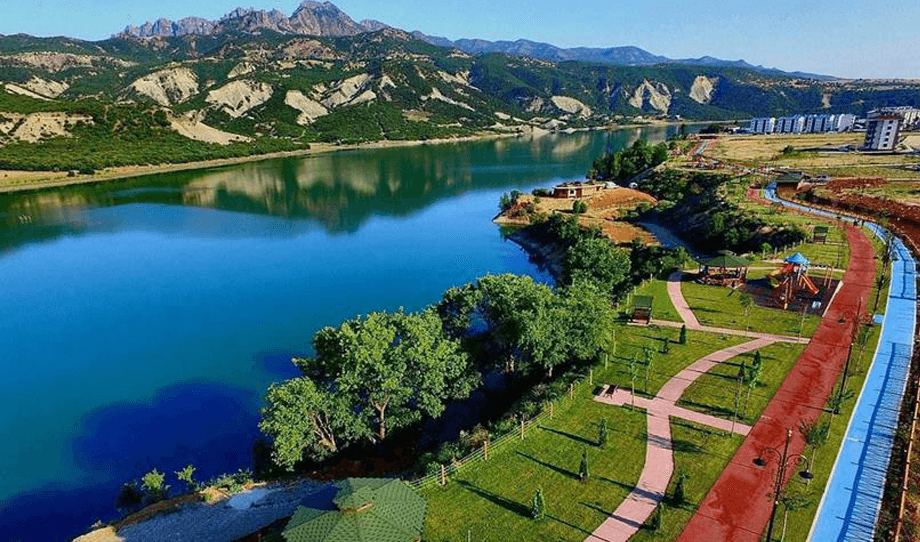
[675,224,875,542]
[587,337,777,542]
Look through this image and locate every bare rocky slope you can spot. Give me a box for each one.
[0,1,918,169]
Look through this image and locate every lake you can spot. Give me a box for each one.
[0,126,682,540]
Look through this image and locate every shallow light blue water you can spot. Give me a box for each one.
[0,127,682,540]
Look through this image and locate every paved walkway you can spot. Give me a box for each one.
[676,225,876,542]
[667,271,702,329]
[586,338,775,542]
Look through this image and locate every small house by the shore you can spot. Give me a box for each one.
[553,182,604,199]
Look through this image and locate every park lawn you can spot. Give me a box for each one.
[681,281,822,337]
[422,326,751,542]
[630,419,745,541]
[597,326,748,399]
[630,279,681,322]
[678,342,808,425]
[781,323,883,541]
[421,389,647,542]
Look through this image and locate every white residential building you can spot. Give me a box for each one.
[872,107,919,130]
[775,115,806,134]
[833,114,856,132]
[864,114,903,150]
[749,117,776,134]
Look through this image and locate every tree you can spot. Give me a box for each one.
[564,237,631,294]
[531,488,546,520]
[476,274,558,375]
[799,417,831,473]
[598,418,609,448]
[679,324,687,345]
[559,281,617,363]
[743,354,764,418]
[753,350,763,367]
[740,293,755,331]
[298,310,479,444]
[673,470,689,505]
[176,464,196,491]
[141,469,168,502]
[260,377,364,469]
[647,505,661,531]
[761,242,773,260]
[436,283,482,339]
[579,449,589,482]
[779,491,812,541]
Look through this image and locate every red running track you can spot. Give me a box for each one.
[676,225,876,542]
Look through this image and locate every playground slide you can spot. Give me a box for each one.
[800,274,819,295]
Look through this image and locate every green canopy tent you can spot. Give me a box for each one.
[696,250,750,287]
[282,478,427,542]
[631,295,653,324]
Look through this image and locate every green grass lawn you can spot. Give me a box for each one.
[629,279,681,322]
[421,325,750,542]
[679,342,808,425]
[681,281,822,337]
[421,386,647,542]
[598,326,748,399]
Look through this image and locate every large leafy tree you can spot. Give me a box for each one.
[259,377,363,470]
[564,237,631,294]
[301,310,479,443]
[476,274,556,374]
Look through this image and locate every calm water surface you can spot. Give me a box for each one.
[0,127,681,540]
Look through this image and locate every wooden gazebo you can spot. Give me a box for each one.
[697,251,750,288]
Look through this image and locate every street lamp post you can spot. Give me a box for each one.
[754,427,813,542]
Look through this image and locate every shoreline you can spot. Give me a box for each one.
[0,120,702,194]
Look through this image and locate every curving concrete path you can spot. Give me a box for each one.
[587,337,776,542]
[667,271,702,329]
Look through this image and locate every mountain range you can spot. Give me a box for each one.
[119,1,830,79]
[1,1,919,173]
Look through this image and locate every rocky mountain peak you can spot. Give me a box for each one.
[120,1,366,39]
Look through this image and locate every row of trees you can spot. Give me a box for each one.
[260,274,618,470]
[587,139,669,183]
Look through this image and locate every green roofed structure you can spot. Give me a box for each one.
[282,478,427,542]
[696,250,750,288]
[631,295,653,325]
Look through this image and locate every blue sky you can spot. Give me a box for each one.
[3,0,918,79]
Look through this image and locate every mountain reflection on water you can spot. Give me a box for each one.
[0,129,663,251]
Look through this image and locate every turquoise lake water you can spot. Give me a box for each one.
[0,126,681,540]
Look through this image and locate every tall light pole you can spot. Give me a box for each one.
[754,427,813,542]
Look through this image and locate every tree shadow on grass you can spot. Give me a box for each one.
[546,513,594,536]
[456,481,530,518]
[677,398,735,419]
[598,475,662,503]
[514,452,579,480]
[537,425,597,447]
[671,438,705,454]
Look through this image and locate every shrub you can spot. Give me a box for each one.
[141,469,168,501]
[531,488,546,520]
